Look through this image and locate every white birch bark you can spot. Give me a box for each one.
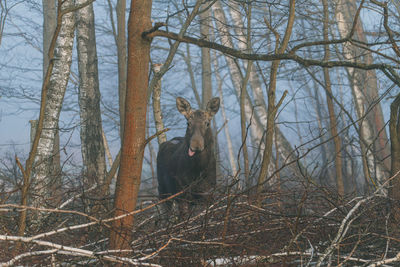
[212,1,264,148]
[335,0,388,191]
[33,0,75,208]
[75,0,106,185]
[42,0,62,202]
[228,1,268,125]
[212,1,302,178]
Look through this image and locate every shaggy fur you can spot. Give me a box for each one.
[157,97,220,216]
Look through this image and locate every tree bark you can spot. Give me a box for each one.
[212,1,302,184]
[116,0,127,140]
[390,93,400,222]
[75,0,106,186]
[211,49,237,176]
[257,0,295,203]
[152,64,167,145]
[109,0,152,251]
[335,0,390,192]
[42,0,62,203]
[211,1,264,148]
[33,0,75,210]
[322,0,345,196]
[199,3,212,108]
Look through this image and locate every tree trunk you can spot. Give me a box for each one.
[212,1,302,185]
[116,0,127,140]
[42,0,62,204]
[390,93,400,222]
[211,1,264,149]
[335,0,390,192]
[109,0,152,251]
[75,0,107,186]
[152,64,167,145]
[322,0,345,196]
[199,3,212,108]
[257,0,295,203]
[212,50,237,176]
[33,0,75,210]
[228,1,268,126]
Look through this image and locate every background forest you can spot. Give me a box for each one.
[1,0,400,265]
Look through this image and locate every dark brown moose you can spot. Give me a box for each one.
[157,97,220,219]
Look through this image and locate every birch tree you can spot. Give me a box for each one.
[335,0,390,191]
[42,0,61,201]
[32,0,75,210]
[75,0,106,186]
[212,1,302,185]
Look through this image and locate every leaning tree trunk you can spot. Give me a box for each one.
[335,0,390,192]
[109,0,152,252]
[32,0,75,210]
[211,1,264,148]
[75,0,107,186]
[212,1,302,184]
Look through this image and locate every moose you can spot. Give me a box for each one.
[157,96,220,219]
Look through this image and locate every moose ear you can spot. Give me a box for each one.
[206,97,220,117]
[176,97,192,119]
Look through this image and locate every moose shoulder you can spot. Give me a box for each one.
[157,97,220,215]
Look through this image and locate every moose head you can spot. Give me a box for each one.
[176,97,220,157]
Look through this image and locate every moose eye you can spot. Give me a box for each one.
[205,122,210,127]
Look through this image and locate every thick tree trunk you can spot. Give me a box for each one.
[335,0,390,192]
[33,0,75,210]
[109,0,152,251]
[42,0,62,202]
[75,0,106,186]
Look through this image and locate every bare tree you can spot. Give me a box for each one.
[42,0,61,201]
[109,0,152,251]
[75,0,106,186]
[152,63,167,145]
[32,0,75,210]
[335,0,390,192]
[200,3,212,108]
[116,0,127,139]
[322,0,344,196]
[256,0,294,202]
